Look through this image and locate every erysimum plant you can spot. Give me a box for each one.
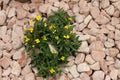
[23,9,80,79]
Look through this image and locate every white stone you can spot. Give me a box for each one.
[85,55,95,64]
[75,53,85,64]
[11,61,21,76]
[8,7,16,18]
[113,1,120,11]
[105,5,115,15]
[0,11,6,25]
[114,59,120,69]
[78,41,89,54]
[101,0,110,9]
[21,65,32,76]
[0,26,7,35]
[84,15,92,25]
[77,63,90,72]
[13,47,25,60]
[110,69,118,80]
[24,73,35,80]
[92,71,105,80]
[89,62,100,70]
[80,73,90,80]
[73,4,79,14]
[69,65,79,78]
[88,20,99,29]
[78,34,90,41]
[75,14,84,23]
[104,39,115,48]
[2,67,11,76]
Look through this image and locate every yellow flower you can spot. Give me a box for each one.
[29,19,35,25]
[49,68,55,74]
[35,39,40,43]
[28,27,34,33]
[35,15,42,21]
[70,31,73,34]
[24,28,27,31]
[63,35,70,39]
[51,50,55,54]
[44,23,47,27]
[22,36,27,39]
[49,25,53,29]
[25,38,30,42]
[55,36,59,40]
[68,17,72,21]
[64,25,69,29]
[22,36,30,42]
[32,45,35,48]
[60,56,65,61]
[43,35,47,40]
[52,29,56,33]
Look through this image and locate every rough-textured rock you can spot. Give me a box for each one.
[77,63,90,72]
[113,1,120,11]
[101,0,110,9]
[75,53,85,64]
[90,6,100,18]
[92,71,105,80]
[0,11,6,25]
[8,7,16,18]
[78,41,89,54]
[91,50,105,61]
[105,5,115,16]
[110,69,118,80]
[18,54,27,67]
[69,65,79,78]
[16,7,27,19]
[2,67,11,76]
[89,62,100,70]
[24,73,35,80]
[11,61,21,76]
[108,48,119,57]
[0,56,11,69]
[85,55,95,64]
[75,14,84,23]
[115,29,120,40]
[100,59,108,73]
[21,65,32,76]
[13,47,25,60]
[78,34,90,41]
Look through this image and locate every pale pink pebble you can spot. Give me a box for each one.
[113,1,120,11]
[73,4,79,14]
[105,75,111,80]
[108,48,119,57]
[80,73,90,80]
[58,73,70,80]
[88,28,100,36]
[115,29,120,40]
[99,27,109,34]
[105,5,115,16]
[16,7,28,19]
[111,17,120,26]
[11,61,21,76]
[1,35,11,43]
[85,55,95,65]
[0,26,7,35]
[67,10,74,16]
[54,1,60,7]
[75,53,85,64]
[69,65,79,78]
[101,10,111,19]
[89,62,100,70]
[90,6,100,18]
[108,31,115,39]
[0,10,6,25]
[91,50,105,61]
[110,69,118,80]
[36,77,44,80]
[115,40,120,50]
[96,33,107,42]
[60,1,69,11]
[24,73,35,80]
[7,17,17,29]
[100,59,108,74]
[67,60,74,66]
[113,10,120,18]
[22,3,30,11]
[89,41,104,51]
[88,20,100,29]
[47,6,58,15]
[0,67,2,79]
[92,71,105,80]
[2,67,11,76]
[39,4,50,13]
[0,56,11,69]
[104,38,115,48]
[101,0,110,9]
[95,14,109,24]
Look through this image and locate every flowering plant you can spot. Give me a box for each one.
[23,9,80,79]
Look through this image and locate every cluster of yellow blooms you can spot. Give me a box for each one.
[23,15,72,74]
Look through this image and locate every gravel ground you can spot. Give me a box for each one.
[0,0,120,80]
